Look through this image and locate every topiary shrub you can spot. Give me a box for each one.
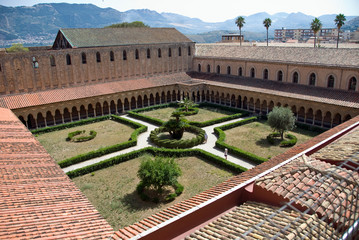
[266,132,280,145]
[280,133,297,147]
[67,130,97,142]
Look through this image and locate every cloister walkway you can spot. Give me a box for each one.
[63,115,257,173]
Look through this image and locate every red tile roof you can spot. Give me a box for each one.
[0,108,114,239]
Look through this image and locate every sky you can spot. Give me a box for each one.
[1,0,358,22]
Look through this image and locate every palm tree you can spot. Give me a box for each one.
[334,13,346,48]
[263,18,272,46]
[310,18,322,48]
[235,16,245,46]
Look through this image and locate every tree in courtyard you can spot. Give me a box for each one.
[6,43,29,53]
[267,106,296,140]
[235,16,245,46]
[179,97,194,112]
[263,18,272,46]
[311,18,322,48]
[334,13,346,49]
[163,110,188,139]
[105,21,149,28]
[137,156,182,194]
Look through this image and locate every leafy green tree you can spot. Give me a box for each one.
[137,156,181,193]
[163,110,188,139]
[105,21,149,28]
[235,16,245,46]
[6,43,29,53]
[263,18,272,46]
[267,106,296,140]
[334,13,346,49]
[311,18,322,48]
[179,97,194,112]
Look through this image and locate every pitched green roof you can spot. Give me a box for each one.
[56,28,192,48]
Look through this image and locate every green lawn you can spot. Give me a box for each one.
[36,120,134,162]
[224,121,319,159]
[72,155,235,230]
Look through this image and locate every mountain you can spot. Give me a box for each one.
[0,3,358,46]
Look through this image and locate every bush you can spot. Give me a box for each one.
[266,132,280,144]
[280,134,297,147]
[67,130,97,142]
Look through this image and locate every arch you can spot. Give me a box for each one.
[292,71,299,83]
[110,51,115,61]
[131,97,136,109]
[237,95,242,108]
[158,48,162,58]
[54,110,62,125]
[192,92,196,102]
[110,100,116,114]
[167,91,171,103]
[178,47,182,56]
[124,98,130,111]
[276,102,281,107]
[27,114,36,129]
[46,111,54,126]
[137,95,143,108]
[238,67,243,76]
[255,99,261,113]
[188,46,191,56]
[117,99,123,113]
[207,64,211,73]
[144,95,149,107]
[344,114,352,121]
[96,52,101,63]
[250,68,255,78]
[263,69,269,80]
[227,66,231,75]
[66,54,71,65]
[220,93,225,105]
[37,113,45,128]
[243,96,248,110]
[291,105,297,116]
[168,48,172,57]
[210,91,215,103]
[323,111,332,128]
[306,108,314,124]
[327,75,335,88]
[177,90,181,101]
[206,90,210,102]
[333,113,341,126]
[103,101,109,115]
[226,93,231,106]
[135,49,139,59]
[297,107,305,122]
[172,90,177,101]
[80,105,87,119]
[72,106,79,121]
[261,100,268,115]
[216,65,221,74]
[215,91,220,104]
[309,73,316,86]
[81,52,87,64]
[88,104,95,118]
[123,50,127,60]
[231,94,236,107]
[268,101,274,112]
[147,48,151,59]
[348,77,357,91]
[161,91,166,103]
[50,55,56,66]
[95,102,102,116]
[18,116,26,127]
[277,70,283,81]
[198,64,201,72]
[64,108,71,122]
[150,94,155,106]
[248,98,255,112]
[155,93,160,104]
[314,110,322,126]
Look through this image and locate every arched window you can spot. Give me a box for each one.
[292,71,299,83]
[309,73,316,86]
[188,46,191,56]
[135,49,139,59]
[66,54,71,65]
[250,68,255,78]
[50,55,56,67]
[348,77,357,91]
[198,64,201,72]
[178,47,182,56]
[123,50,127,60]
[217,65,221,74]
[327,75,335,88]
[158,48,161,58]
[96,52,101,63]
[147,48,151,59]
[168,48,172,57]
[263,69,268,80]
[81,52,87,64]
[207,64,211,73]
[238,67,243,76]
[277,70,283,81]
[110,51,114,61]
[227,66,231,75]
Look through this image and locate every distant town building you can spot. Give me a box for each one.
[275,28,340,43]
[221,34,244,43]
[350,28,359,43]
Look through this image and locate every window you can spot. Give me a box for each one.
[81,52,87,64]
[123,50,127,60]
[348,77,357,91]
[250,68,255,78]
[96,52,101,63]
[110,51,114,62]
[238,67,243,76]
[147,48,151,59]
[263,69,268,80]
[227,66,231,75]
[0,63,2,72]
[309,73,316,86]
[32,57,39,68]
[135,49,139,59]
[207,64,211,73]
[50,55,56,67]
[292,72,299,83]
[158,49,161,58]
[216,65,221,74]
[327,75,334,88]
[198,64,201,72]
[178,47,182,56]
[66,54,71,65]
[168,48,172,57]
[277,70,283,81]
[188,46,191,56]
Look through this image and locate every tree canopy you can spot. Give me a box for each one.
[310,18,322,48]
[235,16,245,46]
[267,106,296,140]
[6,43,29,53]
[334,13,346,48]
[104,21,149,28]
[263,18,272,46]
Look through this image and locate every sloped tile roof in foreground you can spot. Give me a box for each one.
[0,108,114,239]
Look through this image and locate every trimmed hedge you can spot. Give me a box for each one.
[150,125,205,148]
[66,147,247,178]
[280,134,298,147]
[67,130,97,142]
[214,117,268,165]
[55,115,147,168]
[177,107,199,116]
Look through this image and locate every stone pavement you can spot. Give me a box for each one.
[63,115,257,173]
